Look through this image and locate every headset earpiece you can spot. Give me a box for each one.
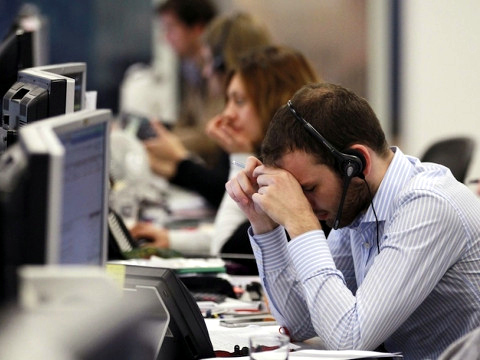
[340,149,365,179]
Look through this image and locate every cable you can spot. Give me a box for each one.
[363,178,380,254]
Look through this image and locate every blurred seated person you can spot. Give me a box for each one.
[155,0,220,166]
[130,45,320,272]
[144,12,272,209]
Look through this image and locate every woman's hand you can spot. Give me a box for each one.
[206,114,254,154]
[129,222,170,249]
[143,121,189,179]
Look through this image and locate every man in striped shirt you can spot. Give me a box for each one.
[225,83,480,359]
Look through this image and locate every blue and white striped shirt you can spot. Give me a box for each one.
[249,147,480,359]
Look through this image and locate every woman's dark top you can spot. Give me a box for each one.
[170,150,230,208]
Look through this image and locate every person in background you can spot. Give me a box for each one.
[225,82,480,358]
[130,45,320,271]
[206,46,320,268]
[155,0,218,165]
[200,12,272,106]
[144,12,272,209]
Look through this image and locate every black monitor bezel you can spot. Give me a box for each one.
[0,29,34,108]
[122,265,216,360]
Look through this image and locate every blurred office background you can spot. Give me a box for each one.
[1,0,479,181]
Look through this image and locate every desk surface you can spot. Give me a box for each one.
[204,319,402,359]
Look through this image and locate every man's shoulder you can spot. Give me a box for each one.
[391,161,480,222]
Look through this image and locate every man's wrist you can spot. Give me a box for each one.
[251,218,278,235]
[285,215,321,239]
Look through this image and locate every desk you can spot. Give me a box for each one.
[204,318,402,359]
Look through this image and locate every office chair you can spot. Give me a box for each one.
[420,136,476,183]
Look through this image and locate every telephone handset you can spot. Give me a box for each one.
[107,208,139,260]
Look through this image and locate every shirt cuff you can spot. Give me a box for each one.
[248,226,290,270]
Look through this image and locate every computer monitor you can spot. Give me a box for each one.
[122,265,216,360]
[0,3,49,110]
[32,62,87,112]
[1,62,86,152]
[0,108,111,304]
[0,29,34,108]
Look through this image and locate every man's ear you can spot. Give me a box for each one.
[348,145,371,178]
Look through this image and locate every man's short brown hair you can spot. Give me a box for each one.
[261,83,390,171]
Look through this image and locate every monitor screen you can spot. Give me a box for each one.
[122,265,216,360]
[54,116,108,264]
[0,109,110,303]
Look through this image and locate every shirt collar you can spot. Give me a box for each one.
[352,147,416,226]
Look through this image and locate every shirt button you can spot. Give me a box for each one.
[363,242,371,249]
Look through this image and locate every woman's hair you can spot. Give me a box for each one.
[203,12,272,73]
[227,45,320,141]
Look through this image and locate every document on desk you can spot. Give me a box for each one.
[288,349,402,359]
[205,319,402,359]
[108,256,226,274]
[205,318,291,355]
[203,349,401,359]
[205,318,402,359]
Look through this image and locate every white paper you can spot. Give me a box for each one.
[206,320,296,354]
[205,319,401,359]
[289,349,402,359]
[202,349,401,359]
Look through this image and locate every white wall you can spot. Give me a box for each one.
[219,0,368,98]
[401,0,480,183]
[366,0,392,138]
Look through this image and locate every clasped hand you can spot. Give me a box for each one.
[206,114,254,154]
[226,156,320,238]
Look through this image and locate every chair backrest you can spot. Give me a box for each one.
[420,136,476,183]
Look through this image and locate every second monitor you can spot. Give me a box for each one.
[1,62,87,152]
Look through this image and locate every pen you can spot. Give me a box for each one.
[231,160,245,169]
[469,179,480,184]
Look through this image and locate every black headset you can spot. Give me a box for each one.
[287,100,366,229]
